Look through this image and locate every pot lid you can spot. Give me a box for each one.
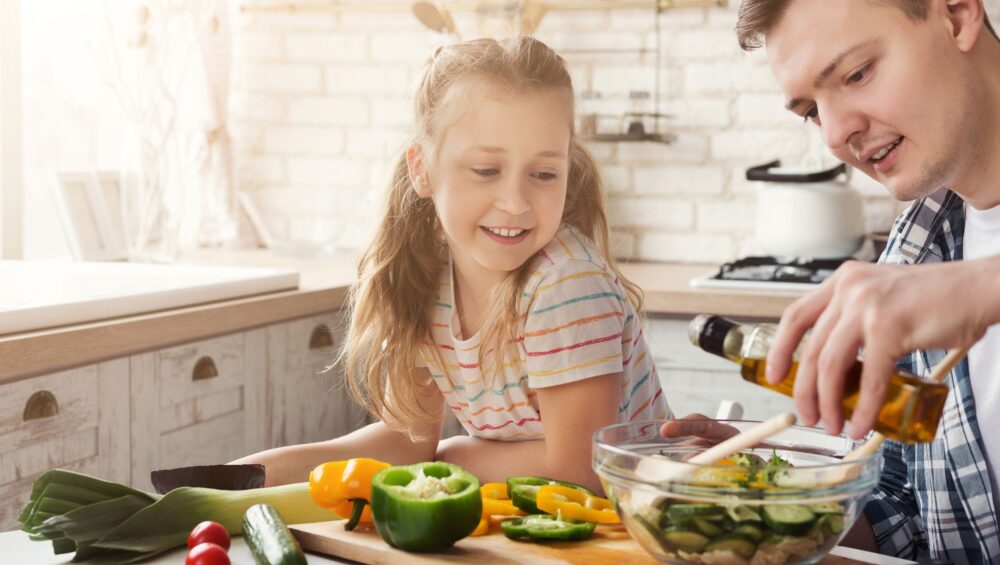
[746,160,847,183]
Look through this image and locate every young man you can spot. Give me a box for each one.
[737,0,1000,561]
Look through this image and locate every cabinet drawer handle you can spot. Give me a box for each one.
[23,390,60,421]
[309,324,334,350]
[192,356,219,381]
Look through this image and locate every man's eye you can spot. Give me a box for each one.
[533,171,557,181]
[473,168,499,177]
[847,65,870,84]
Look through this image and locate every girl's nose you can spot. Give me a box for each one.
[494,178,531,216]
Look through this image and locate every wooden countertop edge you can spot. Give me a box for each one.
[0,285,350,384]
[0,260,802,385]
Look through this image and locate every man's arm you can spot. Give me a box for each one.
[436,372,621,493]
[766,256,1000,439]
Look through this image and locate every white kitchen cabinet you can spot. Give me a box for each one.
[129,329,269,491]
[645,315,796,420]
[266,312,373,448]
[0,360,130,530]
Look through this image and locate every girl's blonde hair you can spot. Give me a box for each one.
[342,36,643,439]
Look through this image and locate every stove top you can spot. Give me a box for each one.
[689,256,854,292]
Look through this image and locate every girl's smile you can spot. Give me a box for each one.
[480,226,532,245]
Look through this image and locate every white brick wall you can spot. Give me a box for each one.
[232,0,1000,261]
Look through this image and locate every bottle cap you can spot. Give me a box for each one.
[688,314,736,356]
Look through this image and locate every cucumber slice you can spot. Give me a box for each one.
[818,513,845,535]
[705,533,758,559]
[663,529,710,553]
[666,504,725,523]
[692,517,725,537]
[809,502,845,515]
[732,522,765,542]
[762,504,816,536]
[724,504,761,523]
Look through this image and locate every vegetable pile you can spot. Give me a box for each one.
[19,468,329,563]
[633,452,848,565]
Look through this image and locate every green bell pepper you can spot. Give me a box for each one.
[500,514,597,541]
[505,476,595,514]
[369,462,482,552]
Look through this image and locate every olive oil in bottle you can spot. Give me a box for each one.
[688,314,950,444]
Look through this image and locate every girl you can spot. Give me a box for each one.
[233,36,670,492]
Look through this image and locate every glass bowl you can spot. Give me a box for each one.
[593,420,880,565]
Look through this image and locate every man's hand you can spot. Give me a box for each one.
[767,258,1000,440]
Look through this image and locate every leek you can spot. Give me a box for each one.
[20,469,333,563]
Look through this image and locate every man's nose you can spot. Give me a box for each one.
[819,100,866,156]
[494,177,531,215]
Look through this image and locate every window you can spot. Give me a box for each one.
[1,1,128,259]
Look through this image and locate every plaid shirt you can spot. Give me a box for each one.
[866,188,1000,563]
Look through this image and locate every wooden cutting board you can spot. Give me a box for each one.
[290,520,869,565]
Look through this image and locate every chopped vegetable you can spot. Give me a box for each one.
[188,521,230,550]
[472,483,525,536]
[20,468,330,563]
[535,484,620,524]
[505,476,593,514]
[369,462,481,552]
[308,458,389,531]
[242,503,308,565]
[500,514,596,541]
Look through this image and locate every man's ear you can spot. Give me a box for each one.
[406,143,431,198]
[944,0,985,52]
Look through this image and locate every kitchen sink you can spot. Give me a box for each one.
[0,260,299,335]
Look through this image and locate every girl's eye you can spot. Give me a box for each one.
[532,171,558,181]
[802,106,819,123]
[472,168,499,177]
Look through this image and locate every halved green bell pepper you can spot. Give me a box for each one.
[505,476,594,514]
[500,514,596,541]
[369,462,481,552]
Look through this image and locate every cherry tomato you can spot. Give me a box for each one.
[185,542,230,565]
[187,520,231,550]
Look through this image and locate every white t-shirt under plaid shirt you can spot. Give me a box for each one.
[417,224,670,440]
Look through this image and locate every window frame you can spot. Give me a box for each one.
[0,0,23,259]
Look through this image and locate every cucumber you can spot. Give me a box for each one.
[243,503,308,565]
[809,502,845,515]
[732,522,765,542]
[665,504,726,524]
[818,513,845,535]
[663,529,710,553]
[705,533,758,559]
[692,517,725,537]
[762,504,816,536]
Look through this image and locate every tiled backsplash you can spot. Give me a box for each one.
[231,1,1000,262]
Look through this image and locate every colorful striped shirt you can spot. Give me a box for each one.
[417,224,671,440]
[865,188,1000,562]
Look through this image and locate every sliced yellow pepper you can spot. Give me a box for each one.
[470,483,525,536]
[535,484,620,524]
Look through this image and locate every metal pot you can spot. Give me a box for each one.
[748,160,865,259]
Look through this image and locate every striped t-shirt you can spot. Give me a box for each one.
[417,224,671,440]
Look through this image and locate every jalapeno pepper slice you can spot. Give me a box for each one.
[500,514,597,541]
[369,462,482,552]
[505,476,594,514]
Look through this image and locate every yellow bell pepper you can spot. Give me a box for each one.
[471,482,525,536]
[535,484,620,524]
[309,458,390,530]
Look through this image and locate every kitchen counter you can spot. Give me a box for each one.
[0,528,915,564]
[0,250,803,384]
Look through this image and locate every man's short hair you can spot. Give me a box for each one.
[736,0,996,51]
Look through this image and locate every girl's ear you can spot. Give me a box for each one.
[406,143,432,198]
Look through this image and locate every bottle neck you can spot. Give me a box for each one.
[690,315,775,363]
